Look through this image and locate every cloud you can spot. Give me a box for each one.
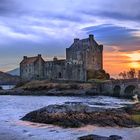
[0,0,140,72]
[82,10,140,22]
[0,0,22,16]
[82,24,140,52]
[80,0,140,22]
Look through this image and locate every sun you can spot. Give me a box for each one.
[129,62,140,69]
[125,52,140,69]
[126,52,140,61]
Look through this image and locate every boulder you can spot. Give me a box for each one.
[125,102,140,114]
[21,103,139,128]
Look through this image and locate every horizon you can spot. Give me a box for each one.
[0,0,140,77]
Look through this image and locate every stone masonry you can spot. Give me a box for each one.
[20,34,103,81]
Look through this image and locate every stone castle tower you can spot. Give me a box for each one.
[66,34,103,80]
[20,34,104,81]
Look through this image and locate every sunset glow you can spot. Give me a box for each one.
[126,52,140,61]
[104,51,140,77]
[125,52,140,69]
[129,62,140,69]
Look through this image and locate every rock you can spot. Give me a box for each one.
[109,135,123,140]
[21,103,139,128]
[125,102,140,114]
[78,134,122,140]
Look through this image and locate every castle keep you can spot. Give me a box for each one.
[20,34,104,81]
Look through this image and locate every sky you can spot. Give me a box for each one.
[0,0,140,77]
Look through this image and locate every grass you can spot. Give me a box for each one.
[88,79,110,83]
[131,113,140,124]
[17,80,97,91]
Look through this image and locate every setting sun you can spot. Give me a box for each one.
[126,52,140,61]
[129,62,140,69]
[125,52,140,69]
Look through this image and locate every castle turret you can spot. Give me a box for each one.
[74,38,79,43]
[23,56,27,59]
[38,54,41,57]
[89,34,94,40]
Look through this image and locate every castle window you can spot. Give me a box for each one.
[58,72,62,78]
[93,56,95,62]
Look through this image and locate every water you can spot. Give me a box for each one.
[0,95,139,140]
[0,85,15,90]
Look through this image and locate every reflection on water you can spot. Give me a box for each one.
[0,95,139,140]
[1,85,15,90]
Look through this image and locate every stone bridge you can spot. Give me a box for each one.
[101,79,140,98]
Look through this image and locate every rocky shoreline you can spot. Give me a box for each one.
[21,102,140,128]
[0,89,101,96]
[0,80,139,100]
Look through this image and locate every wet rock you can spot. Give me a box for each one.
[109,135,123,140]
[78,134,122,140]
[21,103,139,128]
[125,102,140,114]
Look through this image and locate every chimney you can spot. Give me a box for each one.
[89,34,94,39]
[74,38,79,43]
[38,54,41,57]
[23,56,27,59]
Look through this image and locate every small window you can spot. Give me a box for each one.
[93,56,95,62]
[58,72,62,78]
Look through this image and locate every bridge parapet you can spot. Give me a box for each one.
[101,79,140,98]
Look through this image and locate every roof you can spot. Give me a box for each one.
[68,37,99,50]
[45,59,66,64]
[20,56,39,66]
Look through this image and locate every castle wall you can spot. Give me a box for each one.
[20,55,45,81]
[20,63,35,80]
[44,60,66,80]
[44,60,85,81]
[66,35,103,81]
[65,62,85,81]
[34,58,45,79]
[20,34,103,82]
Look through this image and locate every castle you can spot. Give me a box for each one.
[20,34,104,81]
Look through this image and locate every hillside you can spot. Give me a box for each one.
[0,71,20,85]
[7,68,20,76]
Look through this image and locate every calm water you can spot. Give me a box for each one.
[0,95,140,140]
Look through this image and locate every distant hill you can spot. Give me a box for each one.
[0,71,20,85]
[7,68,20,76]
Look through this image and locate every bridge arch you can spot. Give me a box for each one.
[124,85,136,97]
[113,85,121,97]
